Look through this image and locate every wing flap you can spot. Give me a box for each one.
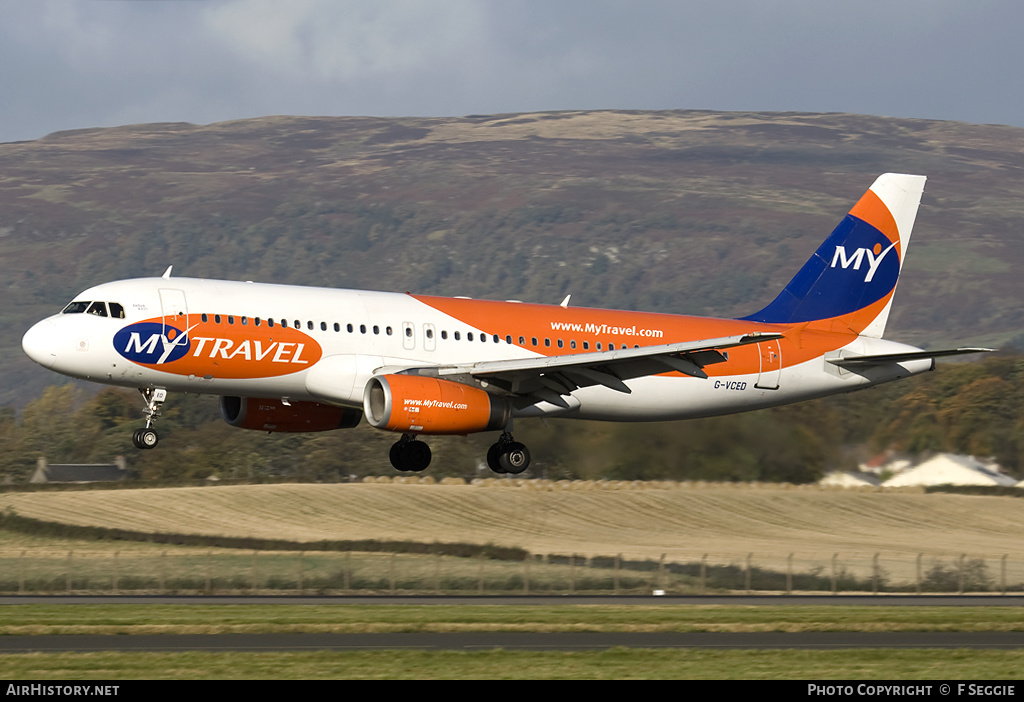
[391,332,781,402]
[472,333,778,378]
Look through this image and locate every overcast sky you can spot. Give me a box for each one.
[2,0,1023,143]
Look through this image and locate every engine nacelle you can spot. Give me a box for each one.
[220,396,362,433]
[363,374,511,435]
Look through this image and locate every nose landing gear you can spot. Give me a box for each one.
[132,387,166,450]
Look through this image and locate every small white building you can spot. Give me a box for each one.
[881,454,1017,488]
[819,470,880,488]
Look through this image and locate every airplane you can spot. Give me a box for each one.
[21,173,990,474]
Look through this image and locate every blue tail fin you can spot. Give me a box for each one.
[741,173,926,338]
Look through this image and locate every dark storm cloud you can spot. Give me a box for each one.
[1,0,1022,143]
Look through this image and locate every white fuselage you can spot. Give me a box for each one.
[22,276,933,425]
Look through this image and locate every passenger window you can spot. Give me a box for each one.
[405,327,413,337]
[307,321,314,330]
[467,332,474,341]
[334,323,340,332]
[360,324,366,334]
[441,330,448,340]
[426,328,433,339]
[454,332,461,341]
[201,313,209,323]
[557,339,564,348]
[215,315,222,324]
[519,336,525,345]
[268,318,274,328]
[228,316,235,325]
[373,325,380,335]
[255,317,261,327]
[570,340,577,349]
[321,322,327,331]
[347,324,354,333]
[241,316,248,326]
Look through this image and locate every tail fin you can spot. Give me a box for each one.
[741,173,926,338]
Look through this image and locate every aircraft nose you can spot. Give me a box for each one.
[22,319,59,369]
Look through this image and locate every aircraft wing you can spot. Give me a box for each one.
[389,332,782,408]
[826,347,994,369]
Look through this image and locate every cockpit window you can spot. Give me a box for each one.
[86,302,108,317]
[62,301,90,314]
[61,301,125,318]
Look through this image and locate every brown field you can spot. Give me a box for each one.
[1,482,1020,571]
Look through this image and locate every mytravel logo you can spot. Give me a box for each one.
[114,322,193,365]
[113,317,322,379]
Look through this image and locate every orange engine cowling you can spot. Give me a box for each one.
[363,375,511,435]
[220,396,362,433]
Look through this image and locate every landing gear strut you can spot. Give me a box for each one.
[132,387,166,450]
[389,434,432,472]
[487,432,531,475]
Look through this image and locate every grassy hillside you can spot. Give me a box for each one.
[3,110,1024,406]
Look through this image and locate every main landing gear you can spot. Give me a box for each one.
[132,387,166,450]
[389,434,432,472]
[487,432,531,475]
[389,431,532,475]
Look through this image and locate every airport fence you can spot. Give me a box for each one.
[1,549,1023,596]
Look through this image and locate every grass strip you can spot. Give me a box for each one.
[2,604,1024,635]
[2,649,1023,680]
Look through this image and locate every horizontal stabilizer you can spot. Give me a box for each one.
[827,347,993,369]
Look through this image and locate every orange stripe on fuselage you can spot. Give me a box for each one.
[412,295,857,377]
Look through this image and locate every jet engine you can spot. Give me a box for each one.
[363,374,511,435]
[220,396,362,433]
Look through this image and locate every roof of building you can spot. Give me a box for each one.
[881,454,1017,487]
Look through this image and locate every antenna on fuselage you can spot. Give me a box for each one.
[161,266,173,279]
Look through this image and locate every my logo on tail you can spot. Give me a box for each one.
[830,241,899,283]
